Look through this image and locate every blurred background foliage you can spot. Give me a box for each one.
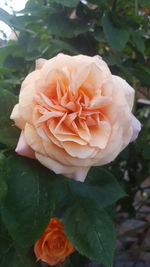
[0,0,150,266]
[0,0,150,93]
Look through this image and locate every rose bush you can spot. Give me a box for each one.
[34,218,74,266]
[10,53,141,181]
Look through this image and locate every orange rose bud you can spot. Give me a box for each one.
[34,218,75,266]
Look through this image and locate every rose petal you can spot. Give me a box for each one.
[24,123,45,154]
[42,137,97,168]
[10,104,25,130]
[15,131,35,159]
[62,141,97,159]
[21,70,42,91]
[42,54,73,79]
[74,54,111,81]
[130,114,141,142]
[49,119,87,145]
[89,121,111,149]
[19,70,43,123]
[93,123,123,165]
[112,75,135,110]
[72,119,91,142]
[35,152,90,182]
[35,58,47,70]
[89,95,111,109]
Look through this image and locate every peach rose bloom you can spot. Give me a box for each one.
[34,218,74,266]
[10,54,141,181]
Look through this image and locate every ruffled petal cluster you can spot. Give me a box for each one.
[11,54,141,181]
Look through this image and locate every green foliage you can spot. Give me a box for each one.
[0,0,149,87]
[0,8,34,33]
[57,170,122,266]
[86,166,126,206]
[0,246,40,267]
[102,12,129,51]
[63,197,115,267]
[52,0,80,8]
[110,107,150,216]
[131,31,145,54]
[55,168,125,219]
[0,0,149,266]
[140,0,150,8]
[0,90,19,148]
[0,152,122,265]
[0,155,60,247]
[0,215,39,267]
[0,154,7,201]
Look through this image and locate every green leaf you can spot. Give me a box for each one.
[0,245,39,267]
[25,46,48,61]
[48,15,74,38]
[48,15,88,38]
[85,167,126,206]
[0,215,13,267]
[105,204,117,220]
[103,51,121,66]
[0,90,19,148]
[0,216,39,267]
[102,12,129,51]
[63,196,115,266]
[0,177,7,201]
[0,8,11,26]
[132,65,150,86]
[88,0,109,8]
[52,0,80,7]
[93,28,105,42]
[0,155,63,248]
[132,31,145,54]
[0,153,7,201]
[0,8,34,33]
[0,44,26,66]
[56,167,125,215]
[49,40,76,55]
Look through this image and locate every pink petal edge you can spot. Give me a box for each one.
[130,114,141,142]
[35,58,47,70]
[15,131,35,159]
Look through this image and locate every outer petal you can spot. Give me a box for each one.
[15,131,35,159]
[35,152,90,182]
[112,75,135,110]
[41,53,111,87]
[24,123,45,154]
[35,58,47,70]
[10,104,25,130]
[130,114,141,142]
[74,54,111,81]
[93,123,123,166]
[19,70,43,123]
[41,54,73,78]
[104,76,133,150]
[20,70,42,91]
